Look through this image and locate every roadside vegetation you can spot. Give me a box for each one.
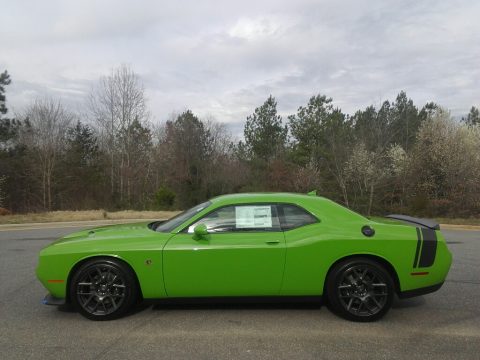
[1,212,479,227]
[0,67,479,220]
[0,210,179,225]
[435,218,480,226]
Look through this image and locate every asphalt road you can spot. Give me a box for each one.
[0,225,479,360]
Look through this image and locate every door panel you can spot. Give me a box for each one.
[163,231,286,297]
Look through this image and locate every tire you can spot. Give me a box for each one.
[326,257,394,322]
[70,258,138,321]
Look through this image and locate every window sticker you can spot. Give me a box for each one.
[236,206,272,228]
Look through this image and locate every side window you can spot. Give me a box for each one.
[187,204,281,233]
[279,204,318,230]
[188,206,236,233]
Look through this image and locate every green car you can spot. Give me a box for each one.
[36,192,452,322]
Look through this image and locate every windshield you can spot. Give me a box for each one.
[155,201,212,233]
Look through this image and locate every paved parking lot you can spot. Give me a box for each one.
[0,225,479,359]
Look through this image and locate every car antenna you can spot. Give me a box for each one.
[307,190,317,196]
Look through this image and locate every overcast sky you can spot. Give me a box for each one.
[1,0,479,135]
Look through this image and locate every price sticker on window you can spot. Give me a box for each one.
[236,206,272,228]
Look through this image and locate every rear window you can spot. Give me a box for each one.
[279,204,318,230]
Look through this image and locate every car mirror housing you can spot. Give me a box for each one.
[193,223,209,238]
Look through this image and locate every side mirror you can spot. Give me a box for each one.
[193,223,209,238]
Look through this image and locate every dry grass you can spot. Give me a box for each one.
[1,211,479,229]
[439,224,480,230]
[0,210,180,224]
[362,216,480,231]
[436,217,480,226]
[437,218,480,230]
[371,216,480,226]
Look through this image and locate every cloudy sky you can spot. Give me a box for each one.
[1,0,479,135]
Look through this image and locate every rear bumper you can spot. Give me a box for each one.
[398,282,444,299]
[42,293,66,306]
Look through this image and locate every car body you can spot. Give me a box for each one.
[36,192,452,321]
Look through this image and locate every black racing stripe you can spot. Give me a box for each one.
[418,228,437,267]
[413,227,422,268]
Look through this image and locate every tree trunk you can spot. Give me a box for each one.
[47,168,52,211]
[368,183,375,216]
[120,154,124,203]
[110,150,114,197]
[340,180,349,207]
[42,168,47,210]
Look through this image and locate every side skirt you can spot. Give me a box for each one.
[144,295,323,306]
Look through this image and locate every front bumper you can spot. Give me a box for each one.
[42,293,66,306]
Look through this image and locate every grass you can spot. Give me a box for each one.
[435,217,480,226]
[0,211,479,228]
[0,210,180,225]
[369,216,480,227]
[357,215,480,230]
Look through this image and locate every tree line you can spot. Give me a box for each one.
[1,66,479,217]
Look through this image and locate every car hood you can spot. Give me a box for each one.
[52,222,155,245]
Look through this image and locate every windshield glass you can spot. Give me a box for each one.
[155,201,212,233]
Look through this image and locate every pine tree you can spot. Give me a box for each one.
[244,95,287,162]
[463,106,479,126]
[0,71,11,116]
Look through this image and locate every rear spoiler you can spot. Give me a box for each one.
[385,214,440,230]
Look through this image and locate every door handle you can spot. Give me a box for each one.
[265,240,280,244]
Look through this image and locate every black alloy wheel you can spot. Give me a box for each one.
[327,257,394,322]
[70,258,138,320]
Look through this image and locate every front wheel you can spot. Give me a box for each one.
[70,258,138,320]
[326,258,394,322]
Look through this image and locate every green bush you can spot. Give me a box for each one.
[155,186,176,209]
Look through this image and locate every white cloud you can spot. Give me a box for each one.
[1,0,479,135]
[228,15,291,40]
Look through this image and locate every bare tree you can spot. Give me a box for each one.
[22,98,73,210]
[203,118,242,194]
[0,175,6,208]
[89,65,149,204]
[411,108,480,215]
[343,142,389,216]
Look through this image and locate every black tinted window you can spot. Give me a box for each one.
[279,204,317,230]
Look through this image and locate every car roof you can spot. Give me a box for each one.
[208,192,367,222]
[210,192,329,205]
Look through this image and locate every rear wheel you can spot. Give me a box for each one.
[326,257,394,322]
[70,258,138,320]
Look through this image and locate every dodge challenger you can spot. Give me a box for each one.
[36,192,452,321]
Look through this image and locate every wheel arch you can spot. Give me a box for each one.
[323,254,401,296]
[66,255,143,303]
